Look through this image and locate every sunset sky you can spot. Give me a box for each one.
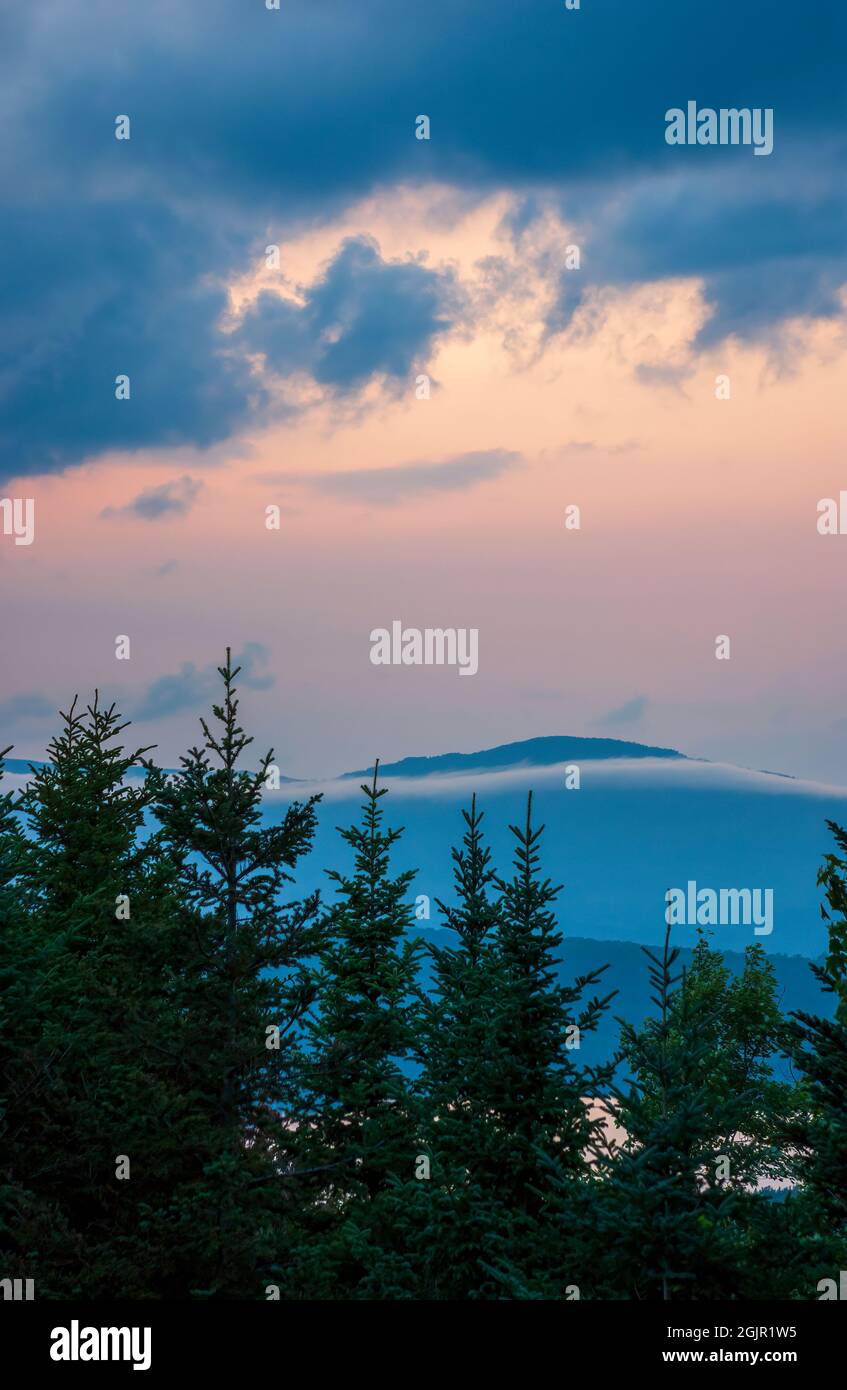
[2,0,846,781]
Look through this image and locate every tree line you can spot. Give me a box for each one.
[1,651,845,1300]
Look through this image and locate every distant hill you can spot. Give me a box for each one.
[9,733,847,961]
[5,732,843,1036]
[290,756,847,959]
[343,735,686,780]
[2,735,688,780]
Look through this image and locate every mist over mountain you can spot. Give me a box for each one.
[342,735,686,780]
[5,733,839,1065]
[262,738,847,963]
[8,733,844,965]
[295,737,843,1057]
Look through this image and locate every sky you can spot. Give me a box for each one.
[2,0,847,782]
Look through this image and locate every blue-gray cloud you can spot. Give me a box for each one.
[0,201,266,483]
[102,475,203,521]
[1,0,844,481]
[541,166,847,347]
[238,236,461,391]
[0,212,463,482]
[595,696,650,728]
[260,448,521,505]
[133,643,275,721]
[11,1,840,207]
[0,693,55,726]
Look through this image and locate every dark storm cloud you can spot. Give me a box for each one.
[541,166,847,345]
[238,236,461,391]
[0,202,264,482]
[1,0,844,480]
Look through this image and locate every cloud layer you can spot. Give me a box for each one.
[2,1,844,481]
[260,449,521,505]
[102,475,203,521]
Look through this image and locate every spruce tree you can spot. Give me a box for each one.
[0,746,24,921]
[372,797,508,1299]
[591,928,755,1300]
[0,746,49,1283]
[418,797,507,1297]
[786,819,847,1292]
[287,766,421,1298]
[146,649,322,1298]
[9,697,187,1296]
[480,792,615,1297]
[633,930,799,1192]
[491,794,612,1191]
[616,931,805,1300]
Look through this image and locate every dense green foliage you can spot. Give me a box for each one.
[0,657,844,1300]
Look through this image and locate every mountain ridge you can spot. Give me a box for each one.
[342,735,686,781]
[3,735,687,784]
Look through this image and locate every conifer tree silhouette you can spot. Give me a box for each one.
[592,927,753,1300]
[0,746,46,1284]
[468,792,615,1297]
[287,764,421,1298]
[9,698,185,1295]
[412,797,507,1297]
[1,678,837,1302]
[787,820,847,1288]
[146,650,322,1297]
